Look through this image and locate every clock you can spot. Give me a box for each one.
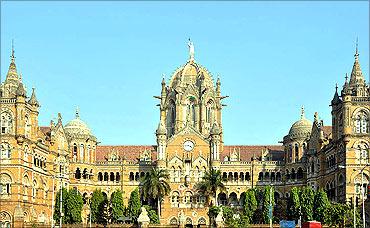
[183,140,194,151]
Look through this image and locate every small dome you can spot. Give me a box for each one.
[288,107,312,139]
[64,109,95,139]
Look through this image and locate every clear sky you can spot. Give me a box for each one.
[1,1,369,145]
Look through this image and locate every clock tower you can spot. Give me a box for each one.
[155,41,226,223]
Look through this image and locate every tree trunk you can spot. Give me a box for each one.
[158,197,161,218]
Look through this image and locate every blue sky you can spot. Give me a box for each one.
[1,1,369,145]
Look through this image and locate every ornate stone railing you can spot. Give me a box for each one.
[352,97,370,102]
[0,98,16,103]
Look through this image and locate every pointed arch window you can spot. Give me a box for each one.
[25,115,31,138]
[1,112,13,134]
[1,143,11,159]
[187,97,196,127]
[73,143,77,161]
[206,100,214,124]
[354,111,368,134]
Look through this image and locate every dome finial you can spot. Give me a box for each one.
[11,39,15,62]
[300,106,305,119]
[188,38,195,62]
[355,36,359,59]
[75,106,80,119]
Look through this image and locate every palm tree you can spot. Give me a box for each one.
[141,167,171,218]
[196,167,226,206]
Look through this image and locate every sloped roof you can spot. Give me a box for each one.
[96,144,284,162]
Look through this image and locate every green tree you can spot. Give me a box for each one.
[325,203,352,227]
[65,188,84,224]
[287,187,301,221]
[262,186,275,224]
[243,188,258,224]
[313,188,330,223]
[196,167,226,206]
[53,187,68,224]
[90,189,106,224]
[141,167,171,217]
[300,187,314,222]
[110,190,125,223]
[143,205,160,224]
[128,188,141,223]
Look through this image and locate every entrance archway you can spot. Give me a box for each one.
[185,217,193,228]
[0,211,11,228]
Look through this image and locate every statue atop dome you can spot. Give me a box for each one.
[188,38,194,61]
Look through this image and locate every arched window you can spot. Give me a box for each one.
[129,172,134,181]
[75,168,81,179]
[187,97,196,127]
[355,143,369,164]
[288,145,293,162]
[170,217,178,225]
[295,144,299,162]
[258,172,263,181]
[1,143,11,159]
[354,111,369,134]
[73,143,77,160]
[171,191,180,207]
[1,112,13,134]
[116,172,120,182]
[25,115,31,138]
[80,144,84,162]
[104,172,108,181]
[184,191,193,204]
[83,168,88,179]
[98,172,103,181]
[110,172,115,182]
[206,100,214,124]
[0,173,12,195]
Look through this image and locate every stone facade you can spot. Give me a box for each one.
[0,43,369,227]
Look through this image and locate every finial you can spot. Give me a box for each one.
[19,71,23,82]
[58,113,62,123]
[75,107,80,119]
[11,39,15,62]
[335,83,338,92]
[187,38,195,61]
[345,73,348,82]
[300,106,305,119]
[354,37,359,60]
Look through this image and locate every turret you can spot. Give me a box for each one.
[210,122,221,168]
[28,88,40,107]
[156,121,167,168]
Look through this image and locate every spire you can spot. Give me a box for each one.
[331,83,341,105]
[75,107,80,119]
[300,106,305,119]
[6,40,19,82]
[349,38,365,86]
[28,87,40,107]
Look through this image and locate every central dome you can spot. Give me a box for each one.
[169,40,215,89]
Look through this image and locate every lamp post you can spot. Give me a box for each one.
[269,185,273,228]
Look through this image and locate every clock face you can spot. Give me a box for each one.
[183,140,194,151]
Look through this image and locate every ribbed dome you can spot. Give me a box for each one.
[169,61,214,89]
[64,109,95,139]
[288,107,312,139]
